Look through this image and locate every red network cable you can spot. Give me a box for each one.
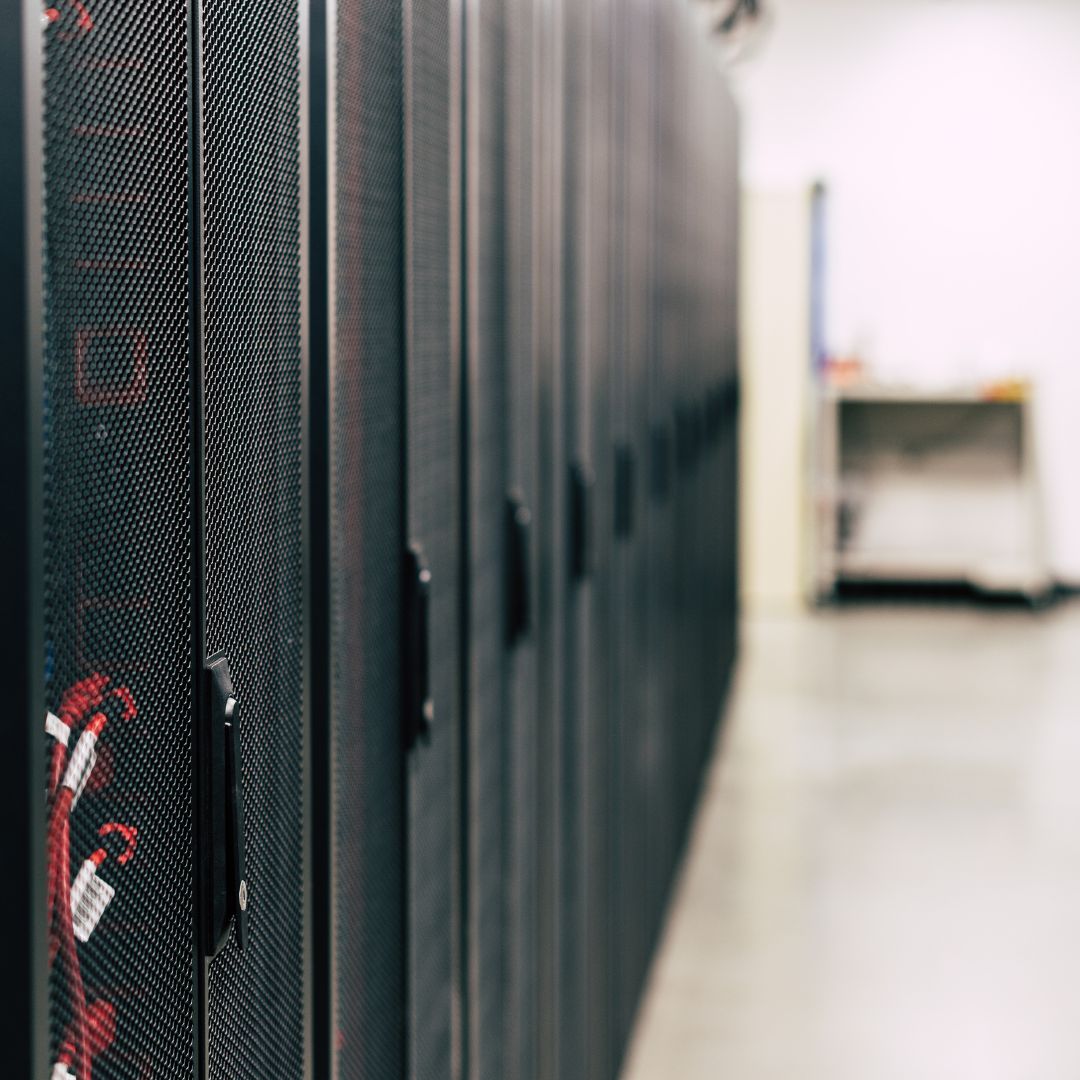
[47,674,109,798]
[46,679,136,1080]
[53,1000,116,1080]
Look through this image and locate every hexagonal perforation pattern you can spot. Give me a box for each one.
[42,1,196,1076]
[201,0,305,1075]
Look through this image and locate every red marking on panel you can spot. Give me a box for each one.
[75,327,148,406]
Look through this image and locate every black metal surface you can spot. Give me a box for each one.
[330,2,408,1075]
[581,0,615,1076]
[4,2,45,1073]
[307,0,331,1071]
[42,0,196,1074]
[556,3,591,1076]
[606,0,641,1061]
[502,0,541,1075]
[27,2,741,1077]
[463,0,510,1076]
[404,0,459,1075]
[623,0,655,1033]
[535,0,565,1070]
[647,0,681,977]
[201,0,306,1072]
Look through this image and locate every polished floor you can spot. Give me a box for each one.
[622,602,1080,1080]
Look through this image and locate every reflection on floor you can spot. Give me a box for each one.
[622,604,1080,1080]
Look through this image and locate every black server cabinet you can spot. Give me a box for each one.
[462,0,511,1076]
[647,0,680,958]
[40,2,199,1076]
[19,0,744,1075]
[317,0,409,1077]
[620,0,656,1045]
[534,0,566,1075]
[669,30,697,851]
[606,0,638,1061]
[34,0,311,1074]
[201,0,308,1073]
[640,0,673,965]
[404,0,460,1076]
[504,0,542,1067]
[462,0,544,1074]
[555,0,592,1076]
[581,0,615,1076]
[711,80,740,737]
[690,36,715,788]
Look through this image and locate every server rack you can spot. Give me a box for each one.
[581,0,617,1076]
[314,0,409,1077]
[17,0,741,1077]
[201,0,310,1071]
[622,0,657,1049]
[461,0,512,1076]
[40,1,201,1074]
[642,0,672,970]
[555,1,592,1076]
[29,0,313,1074]
[497,0,543,1076]
[534,0,567,1074]
[403,0,460,1077]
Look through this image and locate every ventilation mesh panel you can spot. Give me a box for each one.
[334,0,406,1074]
[202,0,305,1073]
[43,2,195,1075]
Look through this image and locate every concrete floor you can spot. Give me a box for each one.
[622,603,1080,1080]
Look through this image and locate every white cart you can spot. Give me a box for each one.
[814,384,1052,603]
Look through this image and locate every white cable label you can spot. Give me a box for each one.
[63,732,98,809]
[71,871,114,944]
[45,711,70,747]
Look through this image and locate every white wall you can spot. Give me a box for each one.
[732,0,1080,580]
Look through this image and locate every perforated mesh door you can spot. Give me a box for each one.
[581,0,615,1076]
[556,0,590,1075]
[621,0,656,1040]
[503,0,541,1074]
[647,0,682,966]
[403,0,457,1078]
[42,3,196,1076]
[712,81,740,732]
[333,0,407,1076]
[201,0,306,1074]
[534,0,566,1072]
[604,0,638,1061]
[466,12,507,1080]
[463,0,510,1075]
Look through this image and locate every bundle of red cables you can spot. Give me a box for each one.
[46,675,136,1080]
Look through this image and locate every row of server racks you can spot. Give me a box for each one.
[2,0,739,1076]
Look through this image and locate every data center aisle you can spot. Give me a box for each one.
[622,603,1080,1080]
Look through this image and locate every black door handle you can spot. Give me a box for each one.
[403,544,434,750]
[505,491,532,646]
[204,653,248,957]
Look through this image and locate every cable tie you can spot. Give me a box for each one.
[45,711,71,747]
